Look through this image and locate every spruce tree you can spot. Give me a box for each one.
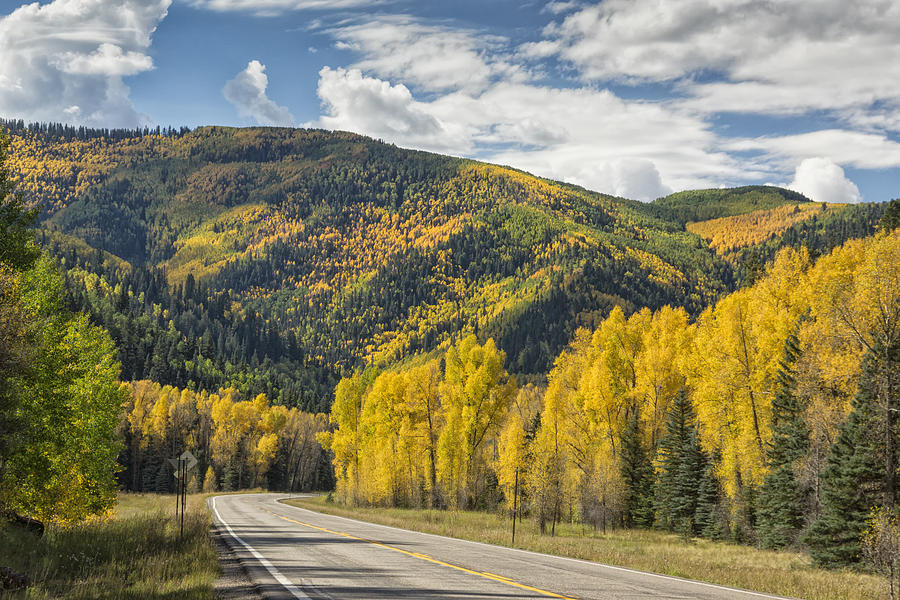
[223,460,239,492]
[802,347,886,567]
[758,330,809,549]
[655,388,699,531]
[673,427,705,537]
[620,408,655,528]
[695,454,723,540]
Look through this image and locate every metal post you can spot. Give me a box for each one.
[512,467,519,545]
[180,459,185,539]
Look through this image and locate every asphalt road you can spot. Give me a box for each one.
[209,493,793,600]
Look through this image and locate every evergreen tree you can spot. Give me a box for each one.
[154,462,171,494]
[802,347,887,567]
[673,427,706,537]
[695,454,723,540]
[620,408,655,528]
[655,388,698,531]
[758,330,809,549]
[879,199,900,233]
[223,460,239,492]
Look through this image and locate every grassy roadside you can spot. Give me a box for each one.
[0,493,219,599]
[283,496,886,600]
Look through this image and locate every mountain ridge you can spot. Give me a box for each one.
[3,121,887,409]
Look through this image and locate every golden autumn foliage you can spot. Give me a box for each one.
[687,203,842,255]
[323,229,899,537]
[120,381,329,493]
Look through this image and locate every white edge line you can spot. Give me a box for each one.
[210,496,312,600]
[273,495,795,600]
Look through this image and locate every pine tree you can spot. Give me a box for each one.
[223,460,239,492]
[655,388,699,531]
[695,454,723,540]
[620,408,655,528]
[673,427,706,537]
[802,347,886,567]
[758,330,809,549]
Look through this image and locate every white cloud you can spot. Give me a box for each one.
[313,67,456,151]
[328,15,526,94]
[541,0,900,130]
[727,130,900,170]
[311,65,747,197]
[542,2,579,15]
[189,0,376,16]
[0,0,170,127]
[789,157,862,204]
[223,60,295,126]
[53,43,153,76]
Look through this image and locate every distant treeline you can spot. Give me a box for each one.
[0,118,192,142]
[118,381,332,495]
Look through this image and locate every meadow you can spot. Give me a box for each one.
[0,494,218,600]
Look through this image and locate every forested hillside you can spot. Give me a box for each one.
[3,120,890,412]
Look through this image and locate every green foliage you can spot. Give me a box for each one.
[880,199,900,233]
[0,130,39,271]
[620,408,655,527]
[654,389,715,537]
[757,330,810,549]
[651,186,811,225]
[803,346,893,567]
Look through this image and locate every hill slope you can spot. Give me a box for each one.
[652,185,812,224]
[3,121,887,409]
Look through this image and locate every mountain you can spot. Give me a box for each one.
[2,120,888,409]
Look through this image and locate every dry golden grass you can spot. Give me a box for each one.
[0,493,218,600]
[284,496,887,600]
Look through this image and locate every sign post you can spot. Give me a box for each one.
[169,450,197,539]
[512,466,519,545]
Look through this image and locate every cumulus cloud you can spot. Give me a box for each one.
[789,158,862,204]
[540,0,900,129]
[726,130,900,171]
[313,67,456,151]
[223,60,295,126]
[0,0,170,127]
[311,64,745,197]
[328,16,526,94]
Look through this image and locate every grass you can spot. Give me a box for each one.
[283,496,887,600]
[0,493,219,599]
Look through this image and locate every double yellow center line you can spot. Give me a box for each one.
[269,511,577,599]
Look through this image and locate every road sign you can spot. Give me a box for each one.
[180,450,198,471]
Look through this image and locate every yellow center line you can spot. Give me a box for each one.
[268,511,577,600]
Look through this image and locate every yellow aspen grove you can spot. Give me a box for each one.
[358,371,411,505]
[436,336,516,509]
[319,372,371,505]
[495,385,542,512]
[404,360,443,507]
[690,248,811,499]
[633,306,694,448]
[120,381,326,494]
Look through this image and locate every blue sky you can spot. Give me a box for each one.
[1,0,900,204]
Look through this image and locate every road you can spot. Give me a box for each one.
[209,494,793,600]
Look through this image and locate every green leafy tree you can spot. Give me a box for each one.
[0,129,38,271]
